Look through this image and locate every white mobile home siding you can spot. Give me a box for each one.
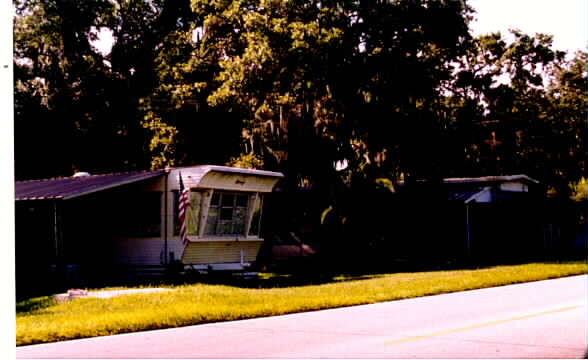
[500,182,528,192]
[99,166,282,267]
[182,241,261,265]
[112,237,166,265]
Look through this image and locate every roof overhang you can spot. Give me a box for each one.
[200,165,284,179]
[15,170,166,201]
[171,165,284,193]
[442,174,539,185]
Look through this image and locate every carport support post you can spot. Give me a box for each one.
[465,203,471,258]
[53,201,61,260]
[53,201,64,286]
[163,169,169,266]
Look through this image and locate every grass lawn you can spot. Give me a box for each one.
[16,262,587,346]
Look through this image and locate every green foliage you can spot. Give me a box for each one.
[320,205,333,225]
[13,0,586,201]
[545,51,588,194]
[375,178,396,192]
[444,29,586,196]
[157,0,474,189]
[226,152,265,169]
[16,262,587,346]
[14,0,122,178]
[13,0,197,177]
[569,177,588,202]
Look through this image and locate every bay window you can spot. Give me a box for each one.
[175,190,263,238]
[205,192,248,235]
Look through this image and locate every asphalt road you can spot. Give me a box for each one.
[17,275,587,359]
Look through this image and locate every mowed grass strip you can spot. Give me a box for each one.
[17,262,587,346]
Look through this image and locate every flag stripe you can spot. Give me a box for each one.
[179,173,190,245]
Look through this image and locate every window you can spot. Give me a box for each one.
[248,194,263,237]
[174,190,264,238]
[205,192,249,236]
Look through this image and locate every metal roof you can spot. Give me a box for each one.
[15,170,166,201]
[442,174,539,185]
[176,165,284,179]
[397,174,539,187]
[15,165,284,201]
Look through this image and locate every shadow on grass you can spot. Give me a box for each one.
[16,296,56,314]
[16,257,586,303]
[190,271,385,289]
[163,257,585,289]
[192,256,586,288]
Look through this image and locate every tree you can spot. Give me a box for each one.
[442,29,584,193]
[151,0,473,191]
[14,0,144,178]
[107,0,202,170]
[544,51,587,196]
[14,0,198,179]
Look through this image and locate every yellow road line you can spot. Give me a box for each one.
[385,305,582,345]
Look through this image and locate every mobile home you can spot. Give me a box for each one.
[15,166,283,293]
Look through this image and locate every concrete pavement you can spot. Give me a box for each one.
[17,275,587,358]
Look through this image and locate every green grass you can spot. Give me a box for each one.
[16,262,587,346]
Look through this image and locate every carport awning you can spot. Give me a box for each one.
[447,190,482,202]
[15,170,166,201]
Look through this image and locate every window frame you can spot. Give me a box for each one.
[173,189,264,240]
[205,191,250,237]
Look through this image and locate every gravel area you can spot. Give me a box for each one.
[54,288,171,301]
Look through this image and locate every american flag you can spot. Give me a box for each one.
[178,172,190,245]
